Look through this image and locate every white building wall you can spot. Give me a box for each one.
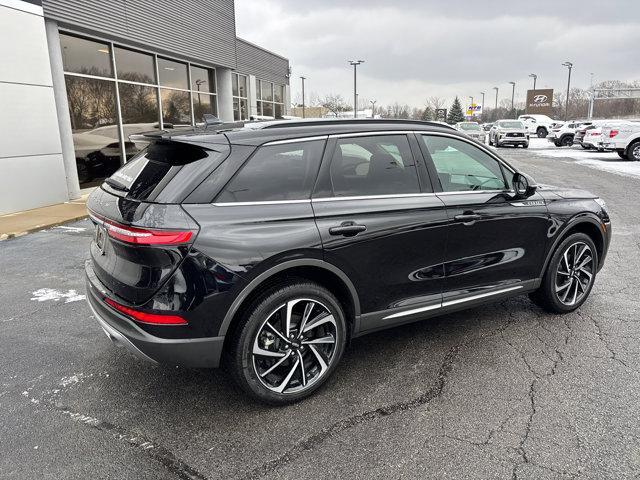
[0,0,68,215]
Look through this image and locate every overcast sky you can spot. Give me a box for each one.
[235,0,640,109]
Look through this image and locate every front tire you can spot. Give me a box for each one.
[227,281,347,404]
[529,233,598,313]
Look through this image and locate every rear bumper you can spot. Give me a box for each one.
[85,261,224,368]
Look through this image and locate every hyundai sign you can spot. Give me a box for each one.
[526,89,553,115]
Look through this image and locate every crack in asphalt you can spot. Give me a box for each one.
[242,344,460,479]
[500,304,576,480]
[20,388,209,480]
[576,310,630,369]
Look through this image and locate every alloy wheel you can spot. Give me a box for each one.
[632,143,640,161]
[252,298,338,394]
[554,241,595,306]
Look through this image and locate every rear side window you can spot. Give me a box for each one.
[215,140,325,203]
[329,135,420,197]
[105,141,229,203]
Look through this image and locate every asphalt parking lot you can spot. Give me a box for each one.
[2,138,639,480]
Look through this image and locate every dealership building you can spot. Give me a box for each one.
[0,0,291,215]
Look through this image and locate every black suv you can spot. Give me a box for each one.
[85,119,611,404]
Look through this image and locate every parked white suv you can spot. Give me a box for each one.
[489,120,529,148]
[518,114,559,138]
[548,121,592,147]
[601,122,640,160]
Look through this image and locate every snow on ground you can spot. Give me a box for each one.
[527,137,640,179]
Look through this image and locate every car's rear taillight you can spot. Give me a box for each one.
[104,298,188,325]
[609,129,619,138]
[90,213,194,245]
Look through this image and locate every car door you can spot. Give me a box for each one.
[417,132,550,304]
[312,132,448,332]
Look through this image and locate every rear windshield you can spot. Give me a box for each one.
[104,141,229,203]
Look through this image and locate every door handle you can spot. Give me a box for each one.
[329,222,367,236]
[454,213,481,224]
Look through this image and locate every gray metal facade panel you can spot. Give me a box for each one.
[42,0,237,69]
[236,38,290,85]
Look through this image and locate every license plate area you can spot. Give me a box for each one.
[94,224,107,255]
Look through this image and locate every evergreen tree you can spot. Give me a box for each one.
[447,96,465,124]
[421,106,434,121]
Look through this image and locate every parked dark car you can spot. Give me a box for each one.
[85,119,611,404]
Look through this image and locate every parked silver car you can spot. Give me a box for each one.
[489,120,530,148]
[454,121,486,143]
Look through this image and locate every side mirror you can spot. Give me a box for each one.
[512,172,537,198]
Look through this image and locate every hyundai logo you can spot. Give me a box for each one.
[533,94,548,103]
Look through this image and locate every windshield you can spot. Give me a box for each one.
[459,123,481,131]
[498,121,524,129]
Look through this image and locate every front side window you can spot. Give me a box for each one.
[216,140,325,203]
[421,135,509,192]
[329,135,421,197]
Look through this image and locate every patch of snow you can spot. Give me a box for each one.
[53,225,86,233]
[30,288,86,303]
[59,374,83,387]
[575,159,640,179]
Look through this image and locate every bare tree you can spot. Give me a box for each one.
[321,93,349,116]
[427,96,446,111]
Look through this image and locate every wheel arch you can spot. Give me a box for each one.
[218,259,361,339]
[539,215,605,277]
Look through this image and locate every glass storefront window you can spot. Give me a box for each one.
[115,47,155,84]
[274,84,284,104]
[161,89,192,126]
[262,101,274,118]
[158,58,188,89]
[60,33,113,78]
[238,75,247,98]
[191,66,214,93]
[65,76,120,187]
[261,81,273,102]
[119,83,160,158]
[274,103,283,119]
[193,93,217,124]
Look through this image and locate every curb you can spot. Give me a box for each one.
[0,214,89,241]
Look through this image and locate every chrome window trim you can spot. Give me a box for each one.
[313,193,437,202]
[263,136,328,146]
[212,199,312,207]
[436,189,515,196]
[382,285,524,320]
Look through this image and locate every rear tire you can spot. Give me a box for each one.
[529,233,598,314]
[627,141,640,161]
[537,127,547,138]
[561,135,573,147]
[226,281,347,404]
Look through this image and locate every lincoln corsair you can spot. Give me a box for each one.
[85,119,611,404]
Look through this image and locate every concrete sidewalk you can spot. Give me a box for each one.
[0,192,90,240]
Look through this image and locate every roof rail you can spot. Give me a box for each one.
[260,118,455,130]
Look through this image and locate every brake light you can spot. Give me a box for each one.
[104,298,188,325]
[609,129,619,138]
[90,213,193,245]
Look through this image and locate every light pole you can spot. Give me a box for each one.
[493,86,499,110]
[509,81,516,118]
[480,92,485,118]
[348,60,364,118]
[300,76,306,118]
[195,79,206,112]
[562,61,573,121]
[529,73,537,91]
[370,99,376,118]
